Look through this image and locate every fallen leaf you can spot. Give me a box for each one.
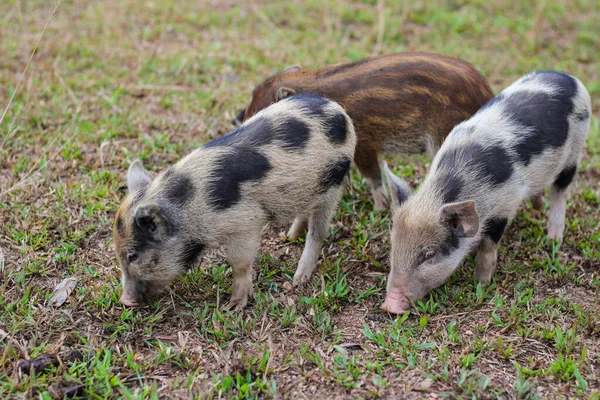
[413,378,435,392]
[47,277,78,307]
[18,354,57,374]
[340,343,363,352]
[18,350,83,375]
[48,384,85,398]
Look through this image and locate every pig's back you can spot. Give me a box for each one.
[429,71,590,214]
[192,94,357,220]
[309,52,494,153]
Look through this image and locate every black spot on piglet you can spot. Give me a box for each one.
[207,148,272,210]
[278,117,310,150]
[438,144,513,187]
[324,112,348,144]
[438,172,464,204]
[482,217,508,244]
[506,72,578,165]
[204,117,274,149]
[178,239,205,271]
[289,93,329,116]
[553,165,577,191]
[319,157,351,193]
[440,229,460,256]
[163,174,195,205]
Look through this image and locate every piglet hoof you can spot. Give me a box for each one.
[546,230,564,244]
[286,218,308,240]
[372,192,389,211]
[292,271,312,288]
[475,266,494,283]
[286,228,302,240]
[223,297,248,312]
[119,292,139,307]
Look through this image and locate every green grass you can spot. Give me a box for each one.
[1,0,599,398]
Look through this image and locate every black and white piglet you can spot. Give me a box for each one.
[382,71,591,314]
[114,94,357,310]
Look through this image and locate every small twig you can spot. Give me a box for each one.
[264,334,274,375]
[371,0,386,57]
[124,84,193,92]
[97,90,123,114]
[429,308,492,322]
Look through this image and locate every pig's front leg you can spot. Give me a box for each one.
[368,178,389,210]
[547,164,577,242]
[475,217,507,282]
[475,238,498,282]
[293,203,335,287]
[224,234,261,311]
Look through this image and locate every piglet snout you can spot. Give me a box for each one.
[381,289,411,314]
[119,291,139,307]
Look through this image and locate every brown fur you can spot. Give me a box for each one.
[113,196,131,261]
[244,52,494,206]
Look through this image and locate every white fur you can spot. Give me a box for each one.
[384,71,591,311]
[121,97,357,309]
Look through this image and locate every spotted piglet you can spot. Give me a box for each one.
[113,94,356,310]
[382,71,591,314]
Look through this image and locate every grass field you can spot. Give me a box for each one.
[1,0,599,398]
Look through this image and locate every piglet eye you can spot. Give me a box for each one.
[127,252,138,263]
[423,250,436,261]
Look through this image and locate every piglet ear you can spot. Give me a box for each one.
[281,65,301,74]
[127,160,153,192]
[135,203,172,242]
[382,162,412,211]
[439,200,479,238]
[276,87,297,101]
[232,108,246,126]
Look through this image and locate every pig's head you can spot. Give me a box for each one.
[113,161,203,306]
[244,65,302,120]
[382,165,480,314]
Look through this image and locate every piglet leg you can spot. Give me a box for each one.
[224,235,260,311]
[293,204,334,287]
[287,217,308,239]
[530,193,545,210]
[368,178,389,210]
[475,237,498,282]
[547,185,567,241]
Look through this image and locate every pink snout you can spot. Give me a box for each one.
[381,290,411,314]
[119,291,139,307]
[381,273,412,314]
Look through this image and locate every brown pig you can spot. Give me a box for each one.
[240,52,494,212]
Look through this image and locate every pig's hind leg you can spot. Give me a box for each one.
[223,233,261,311]
[287,217,308,239]
[548,165,577,241]
[530,193,545,210]
[354,147,388,210]
[293,201,336,287]
[475,217,508,282]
